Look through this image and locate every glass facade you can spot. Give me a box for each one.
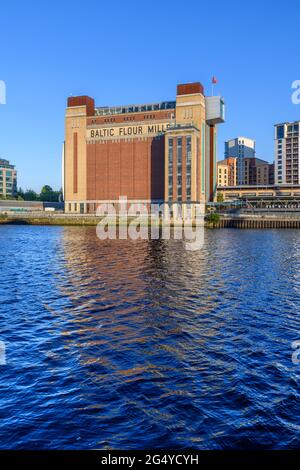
[168,138,173,200]
[186,136,192,200]
[95,101,176,116]
[177,138,182,201]
[276,125,285,139]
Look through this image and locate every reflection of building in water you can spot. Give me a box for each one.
[59,228,152,307]
[63,83,225,214]
[57,228,223,326]
[41,226,228,408]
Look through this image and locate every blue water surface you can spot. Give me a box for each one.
[0,226,299,449]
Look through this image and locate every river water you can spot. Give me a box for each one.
[0,225,299,449]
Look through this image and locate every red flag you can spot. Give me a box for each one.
[212,76,218,84]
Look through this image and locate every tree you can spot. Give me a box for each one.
[41,185,53,194]
[206,213,220,224]
[39,185,60,202]
[23,189,38,201]
[17,185,61,202]
[17,188,25,200]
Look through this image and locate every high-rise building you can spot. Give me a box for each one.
[217,157,237,186]
[0,159,17,197]
[274,121,300,184]
[225,137,256,185]
[63,82,225,213]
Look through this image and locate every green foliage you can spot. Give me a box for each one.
[41,185,53,194]
[16,186,62,202]
[17,188,25,199]
[206,213,220,224]
[23,189,38,201]
[39,186,61,202]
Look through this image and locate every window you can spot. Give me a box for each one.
[177,138,182,201]
[277,126,284,139]
[168,138,173,200]
[186,136,192,201]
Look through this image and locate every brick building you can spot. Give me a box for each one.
[244,157,273,185]
[217,157,237,187]
[63,82,225,213]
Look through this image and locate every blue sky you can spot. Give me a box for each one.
[0,0,299,191]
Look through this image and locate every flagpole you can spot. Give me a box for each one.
[211,76,217,96]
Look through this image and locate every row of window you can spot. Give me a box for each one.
[168,136,192,201]
[277,124,299,139]
[91,112,174,125]
[95,101,176,116]
[186,136,192,200]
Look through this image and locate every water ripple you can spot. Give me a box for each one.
[0,226,299,449]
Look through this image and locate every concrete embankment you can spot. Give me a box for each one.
[0,213,196,227]
[0,213,102,226]
[1,212,300,228]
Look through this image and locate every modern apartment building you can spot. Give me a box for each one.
[244,157,273,185]
[0,159,17,197]
[217,156,274,187]
[225,137,256,185]
[217,157,237,186]
[274,121,300,184]
[63,82,225,213]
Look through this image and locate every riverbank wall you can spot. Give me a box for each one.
[208,217,300,229]
[1,211,300,228]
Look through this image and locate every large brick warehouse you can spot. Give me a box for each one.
[63,82,225,213]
